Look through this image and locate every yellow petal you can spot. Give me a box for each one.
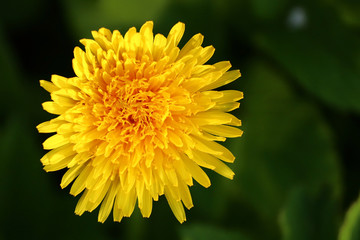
[43,134,70,150]
[173,158,193,186]
[181,154,211,188]
[60,164,86,189]
[51,74,77,89]
[40,80,59,93]
[40,143,75,165]
[196,131,226,142]
[36,120,63,133]
[193,150,234,179]
[201,125,243,138]
[191,110,234,126]
[87,179,112,212]
[152,34,167,60]
[207,157,235,180]
[120,187,137,217]
[92,30,112,51]
[53,88,81,101]
[164,187,186,223]
[190,150,216,170]
[202,70,241,91]
[165,168,178,187]
[212,102,240,112]
[140,21,154,53]
[43,155,73,172]
[167,22,185,47]
[75,189,90,216]
[192,136,222,155]
[177,33,204,59]
[113,196,124,222]
[70,164,93,196]
[196,45,215,65]
[178,180,193,210]
[51,94,77,107]
[168,130,184,147]
[213,61,232,74]
[136,179,145,209]
[98,27,112,41]
[57,123,75,134]
[140,189,153,218]
[80,39,101,57]
[193,137,235,163]
[215,90,244,103]
[42,101,69,115]
[98,181,119,223]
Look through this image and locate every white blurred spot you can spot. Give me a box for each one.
[287,6,307,29]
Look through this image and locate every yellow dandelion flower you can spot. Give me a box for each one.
[37,21,243,223]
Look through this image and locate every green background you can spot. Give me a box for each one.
[0,0,360,239]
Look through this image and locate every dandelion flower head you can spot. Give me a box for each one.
[37,21,243,223]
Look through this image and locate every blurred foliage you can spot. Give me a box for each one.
[179,223,250,240]
[62,0,169,38]
[0,0,359,240]
[279,187,339,240]
[339,194,360,240]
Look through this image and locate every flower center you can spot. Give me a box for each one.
[86,69,173,146]
[106,78,170,129]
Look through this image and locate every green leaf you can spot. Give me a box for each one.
[253,4,360,112]
[179,223,251,240]
[339,194,360,240]
[228,60,341,238]
[279,187,339,240]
